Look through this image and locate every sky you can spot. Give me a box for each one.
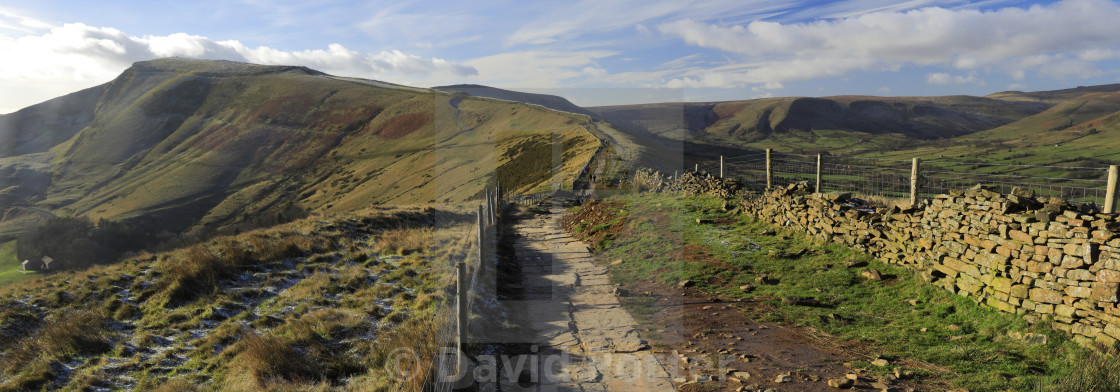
[4,0,1120,113]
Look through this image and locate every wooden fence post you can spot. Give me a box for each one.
[489,189,496,225]
[695,164,698,173]
[490,190,496,225]
[816,154,822,193]
[765,148,772,189]
[910,158,921,206]
[720,155,724,178]
[1106,165,1118,214]
[456,261,467,373]
[477,206,485,262]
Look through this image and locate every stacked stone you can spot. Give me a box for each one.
[632,169,745,198]
[667,172,745,198]
[687,181,1120,348]
[909,187,1120,347]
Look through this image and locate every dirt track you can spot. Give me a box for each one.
[512,207,675,391]
[546,200,947,392]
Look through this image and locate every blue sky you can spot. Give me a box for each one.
[3,0,1120,113]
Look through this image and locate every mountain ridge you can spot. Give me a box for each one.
[0,58,603,242]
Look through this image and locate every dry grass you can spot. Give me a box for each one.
[282,308,365,343]
[369,313,451,392]
[161,233,318,306]
[0,205,474,391]
[0,309,113,390]
[1038,347,1120,391]
[247,234,310,261]
[235,328,317,386]
[163,245,226,305]
[148,377,200,392]
[374,226,433,255]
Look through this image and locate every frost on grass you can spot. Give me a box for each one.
[0,205,471,391]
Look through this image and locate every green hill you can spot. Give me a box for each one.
[986,83,1120,104]
[0,58,601,242]
[589,94,1047,156]
[865,91,1120,168]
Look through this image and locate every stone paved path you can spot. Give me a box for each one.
[513,208,676,392]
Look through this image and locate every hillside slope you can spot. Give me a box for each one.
[0,206,466,390]
[869,91,1120,167]
[0,85,104,159]
[0,58,601,239]
[589,95,1046,155]
[432,84,593,116]
[986,83,1120,104]
[967,92,1120,143]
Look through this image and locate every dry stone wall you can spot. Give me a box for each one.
[658,171,1120,347]
[633,169,745,199]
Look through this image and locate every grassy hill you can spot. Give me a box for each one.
[589,94,1048,157]
[573,84,1120,183]
[0,58,601,242]
[432,84,593,117]
[0,205,468,390]
[865,92,1120,169]
[986,83,1120,104]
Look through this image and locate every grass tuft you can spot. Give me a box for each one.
[0,309,114,390]
[374,226,432,255]
[235,328,317,386]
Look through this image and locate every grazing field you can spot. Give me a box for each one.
[0,240,35,288]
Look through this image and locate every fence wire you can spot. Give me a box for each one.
[427,195,508,392]
[707,152,1113,207]
[398,221,475,392]
[385,202,494,392]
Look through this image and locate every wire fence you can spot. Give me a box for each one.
[385,189,499,392]
[387,223,469,392]
[424,218,478,392]
[699,151,1116,207]
[421,189,499,389]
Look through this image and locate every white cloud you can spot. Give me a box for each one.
[656,0,1120,88]
[0,9,53,33]
[505,0,794,46]
[462,50,617,87]
[877,86,891,93]
[1076,48,1120,61]
[659,53,701,69]
[0,21,476,113]
[1006,83,1027,90]
[926,72,984,85]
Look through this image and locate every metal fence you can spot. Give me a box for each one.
[698,150,1119,210]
